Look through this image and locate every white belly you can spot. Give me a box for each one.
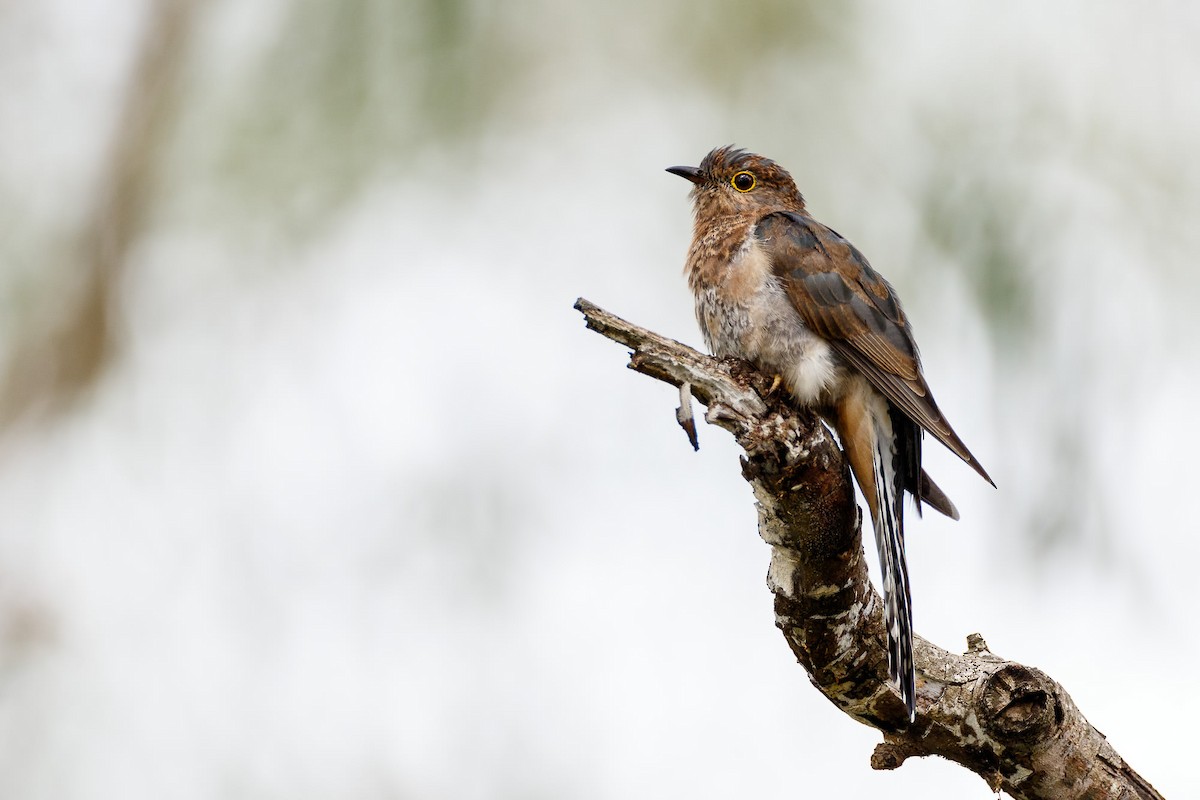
[781,334,839,404]
[693,237,844,406]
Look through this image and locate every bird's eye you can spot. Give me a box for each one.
[731,171,756,192]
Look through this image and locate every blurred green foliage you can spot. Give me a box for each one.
[668,1,858,93]
[917,134,1035,348]
[215,0,524,233]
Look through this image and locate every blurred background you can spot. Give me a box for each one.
[0,0,1194,797]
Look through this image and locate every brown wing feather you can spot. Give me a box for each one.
[757,211,994,486]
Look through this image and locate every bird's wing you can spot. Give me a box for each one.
[757,211,993,485]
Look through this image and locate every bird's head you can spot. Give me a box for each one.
[667,146,806,220]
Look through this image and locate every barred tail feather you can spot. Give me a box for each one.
[871,417,916,723]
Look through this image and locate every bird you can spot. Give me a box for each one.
[667,146,993,722]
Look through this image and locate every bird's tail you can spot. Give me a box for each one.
[872,413,916,723]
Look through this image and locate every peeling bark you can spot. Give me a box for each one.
[575,297,1164,800]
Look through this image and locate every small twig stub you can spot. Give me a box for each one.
[676,382,699,450]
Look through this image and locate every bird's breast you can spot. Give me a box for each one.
[691,232,845,406]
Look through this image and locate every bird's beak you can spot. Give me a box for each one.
[666,165,704,185]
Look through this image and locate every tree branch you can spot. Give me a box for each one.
[575,297,1163,800]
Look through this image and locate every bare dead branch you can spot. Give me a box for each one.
[575,297,1163,800]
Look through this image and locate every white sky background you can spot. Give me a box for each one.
[0,1,1196,797]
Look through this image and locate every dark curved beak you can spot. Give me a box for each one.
[666,165,704,185]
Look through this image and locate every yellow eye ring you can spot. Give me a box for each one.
[731,171,756,192]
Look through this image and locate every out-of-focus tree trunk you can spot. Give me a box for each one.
[0,0,198,431]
